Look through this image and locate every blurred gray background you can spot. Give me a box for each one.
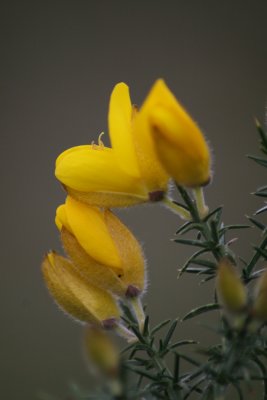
[1,0,267,398]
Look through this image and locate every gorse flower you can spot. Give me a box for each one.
[56,196,146,299]
[42,252,121,327]
[55,82,169,207]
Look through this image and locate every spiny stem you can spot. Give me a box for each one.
[199,221,224,261]
[162,197,191,220]
[149,343,173,379]
[177,185,225,261]
[126,310,173,380]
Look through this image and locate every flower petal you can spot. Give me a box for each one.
[55,204,73,232]
[108,83,140,178]
[55,144,147,197]
[132,79,170,192]
[65,196,122,270]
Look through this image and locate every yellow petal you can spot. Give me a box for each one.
[132,79,170,191]
[55,204,73,232]
[65,196,122,270]
[104,210,145,293]
[56,144,93,168]
[61,228,126,297]
[55,144,146,197]
[108,83,140,178]
[42,253,121,324]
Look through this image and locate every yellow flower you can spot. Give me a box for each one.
[55,82,169,207]
[216,259,247,313]
[135,79,211,187]
[55,196,146,298]
[42,251,121,327]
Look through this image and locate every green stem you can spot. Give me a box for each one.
[192,187,209,219]
[177,185,225,261]
[162,197,191,220]
[128,297,145,333]
[201,222,224,261]
[136,330,172,378]
[153,354,170,374]
[151,351,173,380]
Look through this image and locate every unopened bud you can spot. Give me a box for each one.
[216,259,247,313]
[84,326,120,379]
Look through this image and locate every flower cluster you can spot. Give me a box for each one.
[42,79,211,380]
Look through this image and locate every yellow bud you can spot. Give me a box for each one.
[253,269,267,321]
[216,259,247,313]
[42,252,121,326]
[57,196,146,298]
[84,326,120,378]
[139,79,211,187]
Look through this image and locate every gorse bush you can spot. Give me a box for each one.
[42,80,267,400]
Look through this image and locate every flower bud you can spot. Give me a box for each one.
[135,79,211,187]
[216,259,247,313]
[253,269,267,321]
[42,252,121,326]
[83,326,120,379]
[56,196,146,298]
